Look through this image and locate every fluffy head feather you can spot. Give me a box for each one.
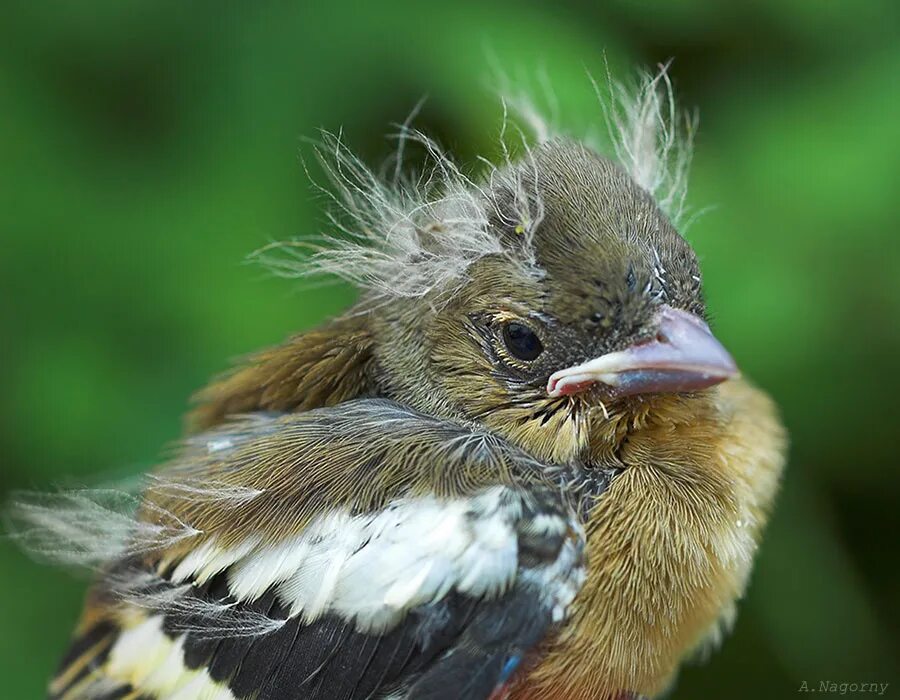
[254,65,694,304]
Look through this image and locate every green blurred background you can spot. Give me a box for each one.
[1,1,898,697]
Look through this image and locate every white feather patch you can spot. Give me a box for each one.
[226,535,313,602]
[106,615,236,699]
[198,487,524,633]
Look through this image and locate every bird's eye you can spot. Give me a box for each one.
[501,322,544,361]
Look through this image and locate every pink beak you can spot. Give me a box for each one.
[547,305,739,399]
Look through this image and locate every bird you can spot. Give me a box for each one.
[12,69,786,700]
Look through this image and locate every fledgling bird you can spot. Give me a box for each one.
[12,70,786,700]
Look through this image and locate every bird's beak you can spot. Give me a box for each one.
[547,305,739,399]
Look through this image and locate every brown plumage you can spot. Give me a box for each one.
[24,74,786,700]
[514,382,784,698]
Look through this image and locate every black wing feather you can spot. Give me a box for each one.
[145,520,577,700]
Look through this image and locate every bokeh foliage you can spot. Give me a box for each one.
[1,1,897,697]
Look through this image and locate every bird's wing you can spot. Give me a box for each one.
[30,400,585,700]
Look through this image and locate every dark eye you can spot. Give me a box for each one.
[502,322,544,361]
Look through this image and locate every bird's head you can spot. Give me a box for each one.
[358,139,736,462]
[257,76,736,464]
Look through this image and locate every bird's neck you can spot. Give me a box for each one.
[586,392,715,465]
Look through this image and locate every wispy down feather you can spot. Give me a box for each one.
[4,477,262,570]
[253,127,544,303]
[253,65,695,302]
[501,63,696,224]
[108,570,288,638]
[4,488,199,569]
[600,64,696,226]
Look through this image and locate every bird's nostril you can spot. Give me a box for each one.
[656,331,669,344]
